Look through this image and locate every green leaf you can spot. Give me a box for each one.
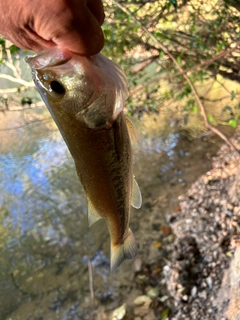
[176,92,184,100]
[159,51,165,58]
[176,85,191,100]
[177,56,182,66]
[21,97,32,106]
[167,0,178,9]
[228,119,237,128]
[198,70,208,83]
[9,45,20,55]
[189,75,195,83]
[160,308,170,320]
[231,91,236,101]
[192,106,198,114]
[152,101,157,110]
[228,115,238,128]
[216,42,224,52]
[208,115,214,122]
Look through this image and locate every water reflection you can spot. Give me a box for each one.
[0,113,222,319]
[141,132,179,154]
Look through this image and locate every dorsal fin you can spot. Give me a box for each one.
[125,117,139,143]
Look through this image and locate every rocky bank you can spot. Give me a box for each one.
[165,130,240,319]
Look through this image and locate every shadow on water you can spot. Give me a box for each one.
[0,110,227,319]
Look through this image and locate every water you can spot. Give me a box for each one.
[0,110,223,319]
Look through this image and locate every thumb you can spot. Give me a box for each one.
[51,6,104,55]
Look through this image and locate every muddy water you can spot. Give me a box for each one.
[0,110,224,319]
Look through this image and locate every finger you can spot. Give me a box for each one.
[4,27,54,52]
[87,0,105,25]
[24,27,56,51]
[50,7,104,55]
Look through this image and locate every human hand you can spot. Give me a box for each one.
[0,0,105,55]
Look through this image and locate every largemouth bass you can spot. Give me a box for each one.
[26,46,142,272]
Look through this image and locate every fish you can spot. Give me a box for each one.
[26,46,142,272]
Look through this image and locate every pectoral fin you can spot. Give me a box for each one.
[131,176,142,209]
[126,117,139,143]
[88,201,103,227]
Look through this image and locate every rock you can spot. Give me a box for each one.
[191,286,197,298]
[146,288,159,299]
[215,246,240,319]
[143,310,157,320]
[133,295,152,307]
[111,303,126,320]
[164,130,240,319]
[206,276,212,289]
[133,295,153,318]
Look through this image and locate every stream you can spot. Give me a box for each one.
[0,109,225,319]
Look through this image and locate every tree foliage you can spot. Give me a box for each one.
[1,0,240,130]
[102,0,240,129]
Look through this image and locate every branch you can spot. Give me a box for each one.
[112,0,240,154]
[3,59,23,80]
[0,117,51,131]
[0,74,33,87]
[130,55,159,73]
[5,39,22,78]
[130,47,237,95]
[126,24,237,93]
[0,86,29,94]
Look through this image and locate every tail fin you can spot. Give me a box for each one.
[111,229,138,273]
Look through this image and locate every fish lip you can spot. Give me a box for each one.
[25,46,72,92]
[25,46,72,70]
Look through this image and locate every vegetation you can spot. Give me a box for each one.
[1,0,240,142]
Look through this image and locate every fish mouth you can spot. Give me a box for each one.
[25,46,72,70]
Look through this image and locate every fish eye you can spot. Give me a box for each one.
[49,80,65,95]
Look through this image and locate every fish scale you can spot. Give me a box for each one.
[26,46,142,272]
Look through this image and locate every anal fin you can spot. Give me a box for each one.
[111,228,138,273]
